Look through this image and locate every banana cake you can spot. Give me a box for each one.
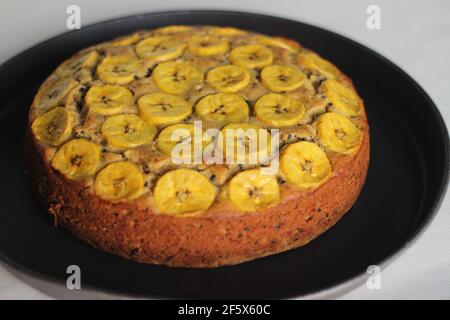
[27,25,369,267]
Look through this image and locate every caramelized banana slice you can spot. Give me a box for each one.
[210,27,246,36]
[316,112,362,154]
[261,65,306,92]
[256,35,300,52]
[321,80,361,116]
[97,55,143,85]
[228,168,280,212]
[188,35,229,56]
[136,36,186,62]
[154,168,216,214]
[56,51,99,77]
[297,51,340,79]
[195,93,249,126]
[206,65,251,93]
[94,161,144,201]
[156,124,208,162]
[51,139,100,180]
[110,33,141,47]
[138,92,192,126]
[255,93,305,127]
[101,114,157,149]
[152,61,202,94]
[155,25,193,35]
[34,77,78,112]
[85,85,134,115]
[229,44,273,69]
[217,123,271,164]
[281,141,332,189]
[32,107,76,146]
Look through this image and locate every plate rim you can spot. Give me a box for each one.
[0,9,448,299]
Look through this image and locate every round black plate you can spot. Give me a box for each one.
[0,11,448,299]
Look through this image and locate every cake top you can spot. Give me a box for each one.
[29,25,365,215]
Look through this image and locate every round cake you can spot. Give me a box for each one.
[27,25,369,268]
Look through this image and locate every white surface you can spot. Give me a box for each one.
[0,0,449,300]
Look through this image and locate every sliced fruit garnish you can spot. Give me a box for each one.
[316,112,362,153]
[56,51,99,77]
[229,44,273,69]
[255,93,305,127]
[321,79,361,116]
[101,114,157,149]
[210,27,246,36]
[35,77,78,111]
[94,161,144,201]
[206,65,251,93]
[136,36,186,62]
[217,123,271,164]
[261,65,306,92]
[187,35,229,56]
[152,61,202,94]
[138,92,192,126]
[297,51,340,79]
[110,33,141,47]
[51,139,100,180]
[281,141,332,188]
[97,55,143,85]
[85,85,134,115]
[256,35,300,52]
[32,107,76,146]
[228,168,280,212]
[156,124,207,162]
[195,93,249,126]
[155,25,193,35]
[154,168,216,214]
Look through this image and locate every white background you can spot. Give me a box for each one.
[0,0,449,299]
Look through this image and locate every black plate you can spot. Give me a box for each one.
[0,10,448,299]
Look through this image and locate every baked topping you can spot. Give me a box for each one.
[94,161,144,201]
[188,35,230,56]
[228,168,280,212]
[156,123,209,161]
[195,93,249,126]
[51,139,101,180]
[56,51,99,78]
[136,36,186,62]
[34,77,78,113]
[152,61,202,94]
[97,54,144,85]
[321,79,362,116]
[297,51,340,80]
[206,65,251,93]
[217,123,272,164]
[254,93,305,127]
[30,25,365,214]
[154,168,216,214]
[32,107,76,146]
[85,85,134,115]
[101,114,157,150]
[260,65,306,92]
[316,112,362,154]
[280,141,332,188]
[137,92,192,126]
[229,44,273,69]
